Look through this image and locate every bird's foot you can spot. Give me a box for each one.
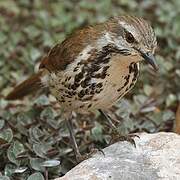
[76,148,105,163]
[110,133,140,147]
[98,109,140,147]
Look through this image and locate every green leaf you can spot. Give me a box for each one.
[143,84,153,96]
[33,143,52,158]
[27,172,44,180]
[23,25,40,39]
[40,107,57,120]
[166,94,177,107]
[116,99,132,118]
[0,32,7,43]
[34,95,50,106]
[7,141,25,165]
[118,118,135,135]
[0,128,13,143]
[0,99,8,109]
[91,122,104,142]
[147,112,163,126]
[162,110,175,122]
[30,158,45,172]
[17,112,32,126]
[0,176,10,180]
[41,159,60,167]
[14,167,28,173]
[29,126,44,143]
[4,163,16,177]
[29,48,41,62]
[0,119,5,129]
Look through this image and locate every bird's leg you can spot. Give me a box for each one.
[66,116,82,162]
[98,109,139,147]
[66,113,104,162]
[98,109,117,130]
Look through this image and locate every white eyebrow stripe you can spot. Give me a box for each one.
[118,20,139,42]
[118,21,136,33]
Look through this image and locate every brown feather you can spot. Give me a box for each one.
[6,70,45,100]
[39,25,104,72]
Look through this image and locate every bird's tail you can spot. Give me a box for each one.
[6,70,48,100]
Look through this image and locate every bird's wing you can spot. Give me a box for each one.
[39,25,102,72]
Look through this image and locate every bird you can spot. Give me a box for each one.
[6,15,158,161]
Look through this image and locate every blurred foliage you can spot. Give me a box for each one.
[0,0,180,179]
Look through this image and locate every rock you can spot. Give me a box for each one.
[56,132,180,180]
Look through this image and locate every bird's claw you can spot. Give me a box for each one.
[110,133,139,147]
[76,148,105,163]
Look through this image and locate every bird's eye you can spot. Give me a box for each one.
[125,31,135,43]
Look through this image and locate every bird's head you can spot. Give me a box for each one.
[104,16,158,71]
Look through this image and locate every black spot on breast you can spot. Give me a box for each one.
[74,72,84,82]
[123,74,130,86]
[103,65,110,72]
[95,89,103,93]
[129,82,135,89]
[82,95,93,101]
[58,97,65,103]
[78,90,85,98]
[89,83,96,90]
[96,82,103,88]
[64,94,72,98]
[124,74,130,81]
[87,104,92,108]
[117,74,131,93]
[67,91,74,97]
[72,91,76,95]
[51,84,55,88]
[81,76,91,88]
[71,83,80,90]
[128,63,139,82]
[65,77,69,82]
[71,84,76,90]
[84,88,89,94]
[129,62,134,74]
[125,87,129,92]
[92,66,110,79]
[67,84,71,90]
[132,63,139,82]
[64,83,68,88]
[90,90,95,95]
[98,55,110,64]
[73,66,79,72]
[90,64,101,72]
[117,87,123,92]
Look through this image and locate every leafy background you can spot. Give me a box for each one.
[0,0,180,179]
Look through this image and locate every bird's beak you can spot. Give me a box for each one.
[139,50,158,71]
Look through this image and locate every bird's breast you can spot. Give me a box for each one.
[48,53,139,113]
[94,54,139,109]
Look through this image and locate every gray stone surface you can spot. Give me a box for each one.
[56,132,180,180]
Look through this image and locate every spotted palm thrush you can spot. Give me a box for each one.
[6,16,158,161]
